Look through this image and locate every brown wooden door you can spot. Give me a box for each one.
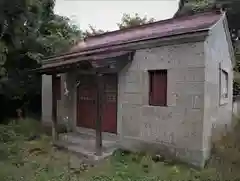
[77,75,97,129]
[101,74,117,133]
[77,74,117,134]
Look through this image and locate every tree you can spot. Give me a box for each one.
[217,0,240,40]
[83,25,105,38]
[117,13,155,29]
[175,0,217,17]
[0,0,82,119]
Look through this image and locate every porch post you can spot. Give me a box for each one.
[96,73,103,156]
[52,74,58,141]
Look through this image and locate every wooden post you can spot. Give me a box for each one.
[96,73,103,156]
[52,74,58,142]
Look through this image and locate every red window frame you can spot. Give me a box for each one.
[149,70,167,106]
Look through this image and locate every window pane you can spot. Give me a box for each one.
[149,70,167,106]
[221,70,228,99]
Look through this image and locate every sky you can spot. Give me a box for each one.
[54,0,180,31]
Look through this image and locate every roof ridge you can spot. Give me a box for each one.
[45,10,223,60]
[84,10,222,41]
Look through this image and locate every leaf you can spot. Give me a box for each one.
[117,13,155,29]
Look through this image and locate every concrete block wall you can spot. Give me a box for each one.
[41,73,75,130]
[59,72,78,131]
[203,15,233,153]
[118,42,207,166]
[42,75,52,126]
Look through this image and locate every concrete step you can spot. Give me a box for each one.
[55,132,119,164]
[59,132,119,150]
[55,140,117,164]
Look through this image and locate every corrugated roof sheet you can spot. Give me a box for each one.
[69,11,222,54]
[35,11,224,74]
[34,51,132,74]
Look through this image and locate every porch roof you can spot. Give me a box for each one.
[33,51,134,74]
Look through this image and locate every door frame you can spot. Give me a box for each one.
[76,73,118,134]
[76,74,96,129]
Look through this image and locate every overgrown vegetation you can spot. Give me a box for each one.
[78,117,240,181]
[0,0,82,121]
[0,119,82,181]
[2,118,240,181]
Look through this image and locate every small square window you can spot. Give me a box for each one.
[149,70,167,106]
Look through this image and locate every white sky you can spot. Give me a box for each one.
[54,0,179,31]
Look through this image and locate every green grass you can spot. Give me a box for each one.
[78,116,240,181]
[79,151,221,181]
[1,118,240,181]
[0,119,80,181]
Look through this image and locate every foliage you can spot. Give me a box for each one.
[217,0,240,40]
[83,13,155,38]
[117,13,155,29]
[0,119,81,181]
[83,25,105,38]
[175,0,216,17]
[2,118,240,180]
[82,118,240,181]
[0,118,42,142]
[0,0,82,118]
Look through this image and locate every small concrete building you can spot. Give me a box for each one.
[39,11,234,167]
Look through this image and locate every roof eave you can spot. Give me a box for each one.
[42,29,210,65]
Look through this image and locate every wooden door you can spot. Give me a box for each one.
[77,74,117,134]
[77,75,97,129]
[101,74,117,133]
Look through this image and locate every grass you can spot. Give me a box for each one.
[0,119,80,181]
[1,118,240,181]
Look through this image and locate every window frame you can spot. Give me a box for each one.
[148,69,167,107]
[219,67,229,105]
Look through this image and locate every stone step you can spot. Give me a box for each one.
[55,132,119,164]
[76,128,120,141]
[59,132,119,150]
[54,140,117,164]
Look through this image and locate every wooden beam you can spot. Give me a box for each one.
[95,73,103,156]
[76,69,117,76]
[76,70,97,75]
[52,74,58,142]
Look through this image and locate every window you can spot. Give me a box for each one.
[220,69,228,103]
[149,70,167,106]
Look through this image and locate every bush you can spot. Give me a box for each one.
[0,118,42,143]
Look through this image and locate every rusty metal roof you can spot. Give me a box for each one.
[44,11,223,63]
[37,11,223,74]
[34,51,133,74]
[68,11,222,54]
